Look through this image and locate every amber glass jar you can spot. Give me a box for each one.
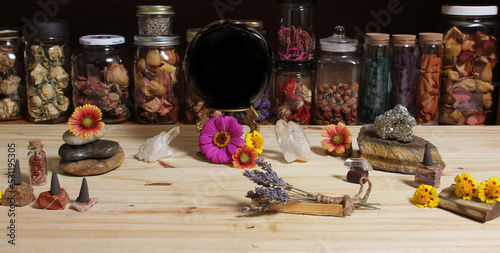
[24,19,72,123]
[439,5,498,125]
[314,26,360,125]
[134,35,180,124]
[72,35,131,123]
[0,29,24,120]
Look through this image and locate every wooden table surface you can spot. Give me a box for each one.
[0,124,499,252]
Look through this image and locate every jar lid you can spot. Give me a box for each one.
[276,60,314,72]
[0,29,20,40]
[441,5,498,16]
[278,0,316,3]
[365,33,390,45]
[134,35,180,46]
[23,18,69,39]
[242,20,264,29]
[320,26,358,52]
[186,28,201,43]
[419,32,443,45]
[391,34,416,46]
[80,35,125,46]
[137,5,174,14]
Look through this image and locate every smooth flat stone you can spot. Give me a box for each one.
[58,140,119,161]
[60,147,124,176]
[62,126,107,145]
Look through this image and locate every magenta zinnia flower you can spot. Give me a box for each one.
[199,116,244,164]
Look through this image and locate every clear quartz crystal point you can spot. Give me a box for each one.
[136,126,180,163]
[344,158,373,171]
[275,120,311,162]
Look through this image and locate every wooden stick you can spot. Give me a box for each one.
[253,200,344,217]
[438,184,500,222]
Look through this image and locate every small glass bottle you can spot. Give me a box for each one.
[134,35,180,124]
[439,5,498,125]
[28,139,47,186]
[415,32,443,125]
[0,29,25,121]
[137,5,175,36]
[390,34,416,113]
[315,26,360,125]
[277,0,316,61]
[24,19,72,123]
[71,35,131,123]
[358,33,390,124]
[275,61,313,124]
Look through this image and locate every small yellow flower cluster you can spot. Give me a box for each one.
[454,173,500,204]
[232,130,264,169]
[412,184,440,208]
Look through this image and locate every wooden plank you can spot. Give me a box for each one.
[253,199,344,217]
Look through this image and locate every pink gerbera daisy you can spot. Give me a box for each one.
[199,116,244,164]
[320,123,352,154]
[68,104,105,139]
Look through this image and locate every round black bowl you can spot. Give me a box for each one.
[184,19,273,110]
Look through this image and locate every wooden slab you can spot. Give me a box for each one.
[438,184,500,222]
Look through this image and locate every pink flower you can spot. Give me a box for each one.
[320,123,352,154]
[199,116,244,164]
[107,63,129,88]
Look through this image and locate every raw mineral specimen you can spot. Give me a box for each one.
[373,104,416,143]
[275,119,311,162]
[71,178,98,212]
[0,159,35,207]
[136,126,180,163]
[36,173,70,210]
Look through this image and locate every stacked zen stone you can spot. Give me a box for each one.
[58,126,125,176]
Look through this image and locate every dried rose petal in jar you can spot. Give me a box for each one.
[134,35,180,124]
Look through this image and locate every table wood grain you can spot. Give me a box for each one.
[0,124,499,252]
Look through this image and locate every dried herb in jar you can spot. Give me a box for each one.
[315,82,358,125]
[28,139,47,186]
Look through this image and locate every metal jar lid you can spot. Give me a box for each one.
[0,29,20,40]
[79,35,125,46]
[441,5,497,16]
[136,5,174,15]
[134,35,180,46]
[320,26,358,52]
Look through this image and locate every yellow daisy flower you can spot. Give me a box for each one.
[478,177,500,204]
[454,173,478,200]
[411,184,439,208]
[245,130,264,155]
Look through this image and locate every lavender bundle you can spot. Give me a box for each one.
[242,159,378,214]
[242,159,319,213]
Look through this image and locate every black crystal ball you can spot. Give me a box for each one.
[185,19,273,110]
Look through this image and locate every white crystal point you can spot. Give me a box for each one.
[136,127,180,163]
[274,120,311,162]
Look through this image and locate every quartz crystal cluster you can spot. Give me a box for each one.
[274,120,311,162]
[136,126,180,163]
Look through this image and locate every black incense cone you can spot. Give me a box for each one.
[76,178,90,203]
[423,143,433,166]
[49,172,61,196]
[14,159,22,185]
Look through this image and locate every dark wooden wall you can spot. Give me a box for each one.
[2,0,499,58]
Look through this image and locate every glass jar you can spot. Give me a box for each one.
[415,32,443,125]
[182,28,203,124]
[137,5,174,36]
[28,139,47,186]
[390,34,416,113]
[71,35,131,123]
[0,29,25,121]
[24,19,72,123]
[277,0,316,61]
[134,35,180,124]
[314,26,360,125]
[358,33,390,124]
[275,61,313,124]
[439,5,498,125]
